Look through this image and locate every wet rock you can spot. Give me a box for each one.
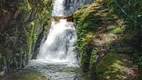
[53,15,73,22]
[1,70,47,80]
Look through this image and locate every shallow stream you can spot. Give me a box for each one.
[2,60,91,80]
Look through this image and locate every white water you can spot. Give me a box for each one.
[36,0,94,65]
[52,0,93,16]
[3,1,94,80]
[36,0,93,66]
[52,0,65,16]
[37,19,77,65]
[26,0,94,79]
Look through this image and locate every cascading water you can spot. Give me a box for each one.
[52,0,93,16]
[36,0,78,65]
[26,0,93,80]
[36,0,94,65]
[2,0,94,80]
[37,19,77,64]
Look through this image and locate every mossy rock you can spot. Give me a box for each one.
[96,53,136,80]
[106,27,123,34]
[2,70,47,80]
[0,0,52,74]
[53,15,73,22]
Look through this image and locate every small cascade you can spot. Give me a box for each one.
[26,0,94,79]
[37,19,77,64]
[52,0,93,16]
[37,0,93,65]
[1,0,94,80]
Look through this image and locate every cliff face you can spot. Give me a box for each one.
[74,0,141,79]
[0,0,52,75]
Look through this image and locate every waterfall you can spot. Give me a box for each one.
[24,0,94,80]
[37,19,77,64]
[52,0,93,16]
[37,0,93,65]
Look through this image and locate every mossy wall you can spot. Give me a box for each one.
[0,0,52,75]
[73,0,141,79]
[100,0,142,70]
[96,53,137,80]
[73,3,96,72]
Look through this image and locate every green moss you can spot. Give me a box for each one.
[89,48,98,74]
[96,53,128,80]
[89,49,97,66]
[106,27,123,34]
[18,0,32,12]
[74,2,97,52]
[0,0,52,74]
[2,70,47,80]
[81,50,90,72]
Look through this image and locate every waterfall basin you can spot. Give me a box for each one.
[1,59,91,80]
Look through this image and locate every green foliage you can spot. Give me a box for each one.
[74,4,97,52]
[89,48,98,69]
[106,27,123,34]
[89,48,98,77]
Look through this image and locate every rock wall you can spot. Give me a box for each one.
[0,0,52,75]
[73,0,140,79]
